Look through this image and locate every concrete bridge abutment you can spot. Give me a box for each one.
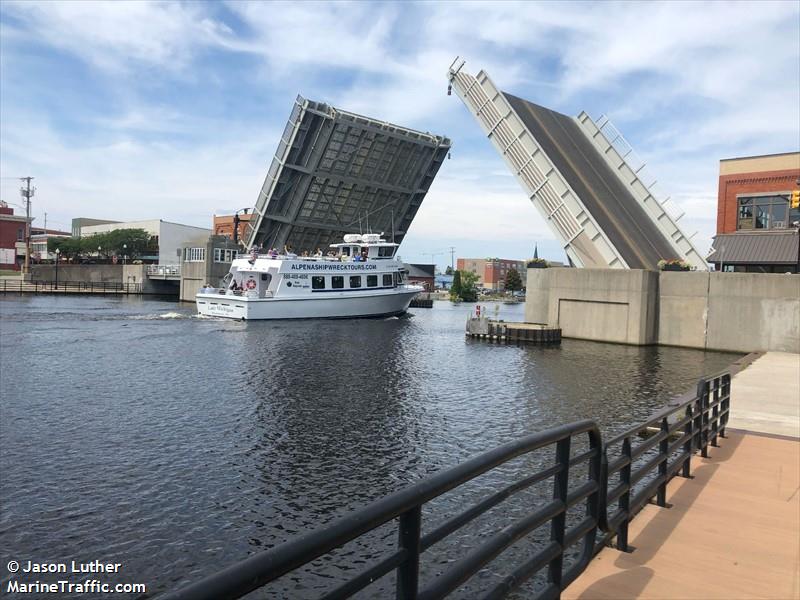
[525,268,799,353]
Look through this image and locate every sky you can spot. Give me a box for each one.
[1,1,798,270]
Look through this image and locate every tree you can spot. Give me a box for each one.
[458,270,479,302]
[48,236,82,259]
[47,228,154,260]
[103,228,152,257]
[445,266,454,275]
[505,268,523,293]
[449,270,462,301]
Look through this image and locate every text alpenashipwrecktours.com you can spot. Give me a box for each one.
[6,560,146,595]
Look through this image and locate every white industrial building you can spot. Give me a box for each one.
[80,219,211,265]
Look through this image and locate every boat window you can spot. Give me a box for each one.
[367,275,378,287]
[341,247,351,256]
[312,276,325,290]
[378,246,395,257]
[261,273,269,281]
[349,275,362,288]
[332,276,344,289]
[394,272,403,285]
[383,274,394,287]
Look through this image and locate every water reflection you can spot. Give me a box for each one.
[0,296,739,597]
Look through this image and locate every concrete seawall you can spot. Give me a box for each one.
[29,264,177,295]
[526,268,799,353]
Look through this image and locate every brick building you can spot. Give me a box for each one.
[405,263,435,291]
[708,152,800,273]
[456,257,526,291]
[0,203,31,270]
[213,213,252,243]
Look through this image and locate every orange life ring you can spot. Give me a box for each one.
[245,279,257,290]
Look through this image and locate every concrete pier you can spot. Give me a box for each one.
[564,352,800,600]
[727,352,800,438]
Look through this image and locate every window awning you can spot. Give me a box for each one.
[707,231,799,264]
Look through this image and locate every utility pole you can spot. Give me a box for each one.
[20,177,34,274]
[449,246,456,272]
[423,252,443,270]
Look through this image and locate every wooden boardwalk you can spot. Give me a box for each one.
[565,429,800,599]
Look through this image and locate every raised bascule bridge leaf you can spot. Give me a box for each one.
[447,58,707,271]
[245,95,451,254]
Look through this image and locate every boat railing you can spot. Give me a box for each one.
[235,254,395,263]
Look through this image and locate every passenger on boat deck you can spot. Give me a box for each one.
[284,245,297,258]
[314,248,323,257]
[353,253,361,262]
[301,250,309,257]
[269,248,278,258]
[361,250,368,261]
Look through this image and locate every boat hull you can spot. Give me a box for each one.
[196,288,421,320]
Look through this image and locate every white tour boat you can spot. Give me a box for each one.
[196,234,423,320]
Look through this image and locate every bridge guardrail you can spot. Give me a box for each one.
[162,370,731,600]
[147,265,181,277]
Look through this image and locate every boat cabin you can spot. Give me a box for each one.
[331,233,398,260]
[218,233,405,300]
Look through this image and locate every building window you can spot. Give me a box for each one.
[332,276,344,289]
[383,274,393,287]
[312,276,325,289]
[184,247,206,262]
[737,195,790,230]
[349,275,361,288]
[367,275,378,287]
[213,248,237,263]
[17,227,23,241]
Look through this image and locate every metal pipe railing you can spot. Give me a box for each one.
[160,371,731,600]
[161,420,603,600]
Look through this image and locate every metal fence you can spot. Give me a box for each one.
[161,371,731,600]
[600,372,730,551]
[0,280,142,294]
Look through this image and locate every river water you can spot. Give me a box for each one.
[0,295,738,598]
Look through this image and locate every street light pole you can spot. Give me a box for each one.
[55,248,60,289]
[123,244,127,266]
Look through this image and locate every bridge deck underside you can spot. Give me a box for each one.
[247,98,450,253]
[504,93,677,270]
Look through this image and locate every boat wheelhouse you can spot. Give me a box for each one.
[195,234,423,320]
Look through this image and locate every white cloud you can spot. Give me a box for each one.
[2,1,229,73]
[0,0,797,262]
